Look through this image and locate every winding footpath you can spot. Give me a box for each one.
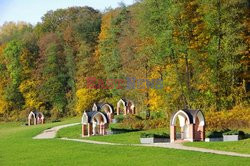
[33,123,80,139]
[33,123,250,158]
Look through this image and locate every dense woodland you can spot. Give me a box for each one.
[0,0,249,129]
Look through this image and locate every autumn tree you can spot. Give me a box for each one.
[202,0,249,110]
[3,40,24,116]
[0,22,32,44]
[0,44,8,117]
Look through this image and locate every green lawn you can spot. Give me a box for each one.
[184,139,250,154]
[57,124,168,144]
[1,120,250,166]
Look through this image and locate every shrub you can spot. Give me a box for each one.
[51,119,61,123]
[140,132,170,138]
[245,133,250,139]
[206,131,223,138]
[119,114,144,130]
[223,130,238,135]
[223,130,245,139]
[114,115,125,123]
[206,106,250,131]
[120,114,168,130]
[111,127,141,134]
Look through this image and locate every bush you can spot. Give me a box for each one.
[223,130,245,139]
[114,115,125,123]
[120,114,168,130]
[110,127,141,134]
[223,130,245,136]
[119,114,144,130]
[206,106,250,131]
[51,119,61,123]
[206,131,223,138]
[206,130,246,139]
[245,133,250,138]
[140,132,170,138]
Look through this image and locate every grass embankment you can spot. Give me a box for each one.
[1,120,250,166]
[184,128,250,154]
[56,124,168,144]
[184,139,250,154]
[58,124,250,154]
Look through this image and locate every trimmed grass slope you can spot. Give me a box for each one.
[0,120,250,166]
[184,139,250,154]
[57,124,168,144]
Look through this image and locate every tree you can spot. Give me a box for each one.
[202,0,249,110]
[0,44,8,115]
[3,40,24,114]
[37,33,67,117]
[0,22,32,44]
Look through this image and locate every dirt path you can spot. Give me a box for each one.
[61,137,250,158]
[33,123,80,139]
[138,142,250,158]
[61,137,123,145]
[34,123,250,158]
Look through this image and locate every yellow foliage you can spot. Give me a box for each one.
[0,97,8,114]
[0,44,5,56]
[20,48,32,76]
[150,66,162,79]
[0,44,8,114]
[206,105,250,130]
[75,88,99,114]
[98,12,112,41]
[19,80,42,109]
[148,89,164,112]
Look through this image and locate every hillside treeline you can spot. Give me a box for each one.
[0,0,249,125]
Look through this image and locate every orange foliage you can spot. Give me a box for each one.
[206,106,250,131]
[98,12,112,41]
[120,115,168,130]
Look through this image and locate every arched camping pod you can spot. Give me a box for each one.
[117,99,126,115]
[170,109,205,142]
[28,111,36,126]
[100,103,114,122]
[37,112,45,124]
[117,99,135,115]
[126,100,135,114]
[28,111,45,126]
[81,111,109,137]
[92,103,114,122]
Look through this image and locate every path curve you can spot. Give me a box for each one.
[34,123,250,158]
[33,123,80,139]
[138,142,250,158]
[61,137,250,158]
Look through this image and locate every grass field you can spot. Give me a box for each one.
[184,139,250,154]
[58,124,250,154]
[57,124,167,144]
[1,120,250,166]
[184,129,250,154]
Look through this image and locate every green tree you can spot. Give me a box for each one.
[3,40,24,114]
[39,37,67,117]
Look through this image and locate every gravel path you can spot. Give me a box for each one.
[61,137,123,145]
[34,123,250,158]
[33,123,80,139]
[137,142,250,158]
